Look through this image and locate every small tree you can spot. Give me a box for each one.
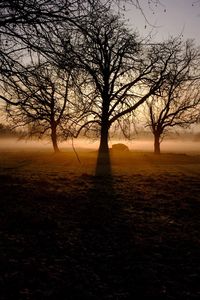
[145,39,200,154]
[4,62,75,152]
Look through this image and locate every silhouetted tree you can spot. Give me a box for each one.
[63,13,179,155]
[4,62,76,152]
[145,39,200,154]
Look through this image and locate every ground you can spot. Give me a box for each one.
[0,148,200,299]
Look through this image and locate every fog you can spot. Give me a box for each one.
[0,137,200,155]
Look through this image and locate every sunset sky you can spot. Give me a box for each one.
[125,0,200,44]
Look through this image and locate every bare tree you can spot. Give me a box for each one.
[145,39,200,154]
[61,12,179,156]
[3,62,76,152]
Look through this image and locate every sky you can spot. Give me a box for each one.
[124,0,200,45]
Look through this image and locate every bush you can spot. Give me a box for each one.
[111,143,129,152]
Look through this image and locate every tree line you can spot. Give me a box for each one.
[0,0,200,154]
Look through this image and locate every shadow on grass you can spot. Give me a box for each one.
[0,154,166,299]
[95,149,112,177]
[75,149,138,298]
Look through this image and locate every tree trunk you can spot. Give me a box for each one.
[95,101,111,175]
[96,121,111,176]
[98,96,110,154]
[154,133,161,154]
[51,124,60,153]
[99,122,109,154]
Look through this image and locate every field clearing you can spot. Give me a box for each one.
[0,148,200,299]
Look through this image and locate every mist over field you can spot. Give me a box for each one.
[0,136,200,155]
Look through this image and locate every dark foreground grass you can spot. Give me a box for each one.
[0,149,200,299]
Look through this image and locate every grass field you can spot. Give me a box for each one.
[0,146,200,299]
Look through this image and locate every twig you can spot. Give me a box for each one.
[71,137,81,164]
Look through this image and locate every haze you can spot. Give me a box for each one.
[0,137,200,155]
